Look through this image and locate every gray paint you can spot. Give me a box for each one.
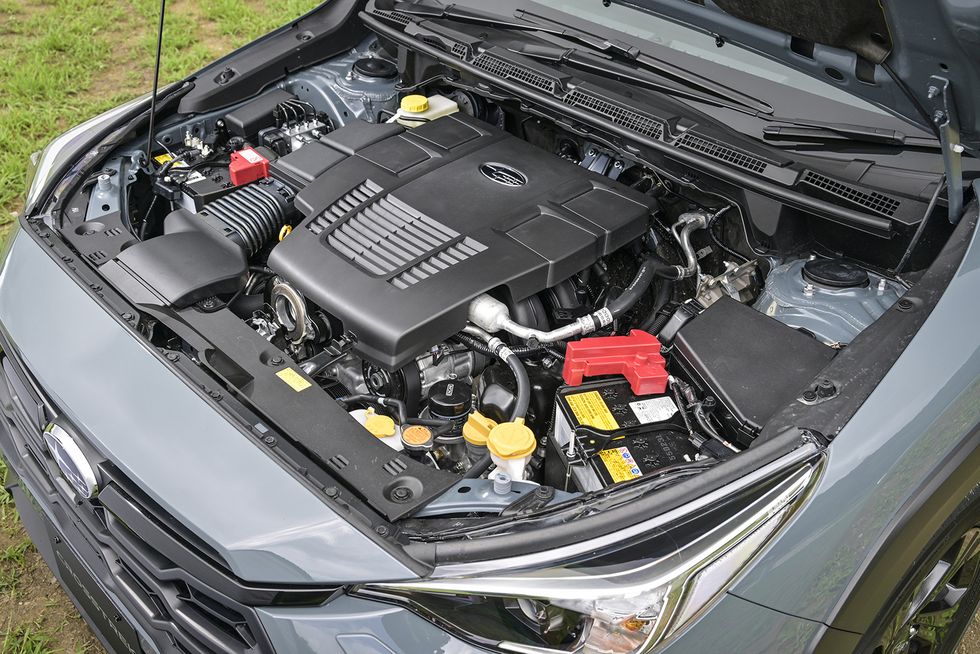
[258,595,481,654]
[0,230,415,584]
[660,592,855,654]
[754,258,905,346]
[281,37,400,128]
[730,189,980,623]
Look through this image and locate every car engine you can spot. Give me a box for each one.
[63,34,925,522]
[266,113,654,368]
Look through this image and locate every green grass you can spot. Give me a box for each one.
[0,2,318,649]
[0,0,320,228]
[0,624,53,654]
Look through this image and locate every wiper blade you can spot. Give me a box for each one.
[393,0,640,60]
[763,121,939,148]
[392,1,772,115]
[511,41,770,115]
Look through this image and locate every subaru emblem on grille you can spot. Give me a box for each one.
[479,162,528,187]
[43,423,99,499]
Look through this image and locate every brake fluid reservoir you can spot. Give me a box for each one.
[393,94,459,127]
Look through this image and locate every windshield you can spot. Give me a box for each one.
[533,0,889,116]
[527,0,936,134]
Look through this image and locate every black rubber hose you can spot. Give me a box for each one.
[463,348,531,479]
[644,309,673,336]
[337,394,407,424]
[606,254,681,318]
[453,333,561,359]
[638,280,674,332]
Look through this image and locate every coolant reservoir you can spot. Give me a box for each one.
[393,94,459,127]
[350,408,403,451]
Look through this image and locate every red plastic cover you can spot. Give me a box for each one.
[562,330,668,396]
[229,148,269,186]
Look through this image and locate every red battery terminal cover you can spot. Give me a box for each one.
[229,148,269,186]
[562,330,669,395]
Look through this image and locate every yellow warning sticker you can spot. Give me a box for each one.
[599,446,643,483]
[566,391,619,430]
[153,152,188,167]
[276,367,311,392]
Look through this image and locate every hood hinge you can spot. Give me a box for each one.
[926,76,965,224]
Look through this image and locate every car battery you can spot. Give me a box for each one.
[545,379,698,492]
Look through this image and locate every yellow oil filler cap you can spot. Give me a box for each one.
[364,409,396,438]
[400,94,429,113]
[463,411,497,447]
[487,418,536,460]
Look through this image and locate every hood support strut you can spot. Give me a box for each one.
[926,76,964,224]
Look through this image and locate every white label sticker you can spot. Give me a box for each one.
[238,148,264,164]
[630,396,677,424]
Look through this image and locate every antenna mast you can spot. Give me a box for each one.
[145,0,167,164]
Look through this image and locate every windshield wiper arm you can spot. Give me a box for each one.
[393,0,639,59]
[392,1,771,115]
[511,41,770,115]
[762,121,939,147]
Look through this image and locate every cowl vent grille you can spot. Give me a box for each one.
[563,89,664,139]
[801,170,901,217]
[474,53,558,94]
[677,132,768,173]
[372,9,411,26]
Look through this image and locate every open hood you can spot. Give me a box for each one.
[617,0,979,152]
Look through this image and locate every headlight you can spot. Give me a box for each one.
[359,465,815,653]
[24,96,147,216]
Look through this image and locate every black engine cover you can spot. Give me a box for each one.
[268,114,654,368]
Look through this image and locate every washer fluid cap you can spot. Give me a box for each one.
[364,410,396,438]
[487,418,536,460]
[400,95,429,113]
[802,259,870,288]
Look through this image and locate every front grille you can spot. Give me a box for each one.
[677,132,769,173]
[562,89,665,139]
[326,194,487,284]
[473,52,558,94]
[0,349,337,654]
[98,483,261,653]
[800,170,901,217]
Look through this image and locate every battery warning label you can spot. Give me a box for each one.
[599,447,643,482]
[566,391,619,430]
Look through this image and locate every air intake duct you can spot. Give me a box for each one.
[197,178,295,256]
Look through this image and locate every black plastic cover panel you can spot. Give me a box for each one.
[671,297,836,444]
[268,114,655,368]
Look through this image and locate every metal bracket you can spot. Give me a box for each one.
[926,76,964,223]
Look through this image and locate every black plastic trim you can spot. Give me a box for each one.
[361,11,894,236]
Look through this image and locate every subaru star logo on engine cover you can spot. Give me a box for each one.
[43,423,99,499]
[480,162,527,187]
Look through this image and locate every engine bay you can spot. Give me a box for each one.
[52,28,946,526]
